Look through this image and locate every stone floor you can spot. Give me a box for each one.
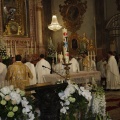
[105,90,120,120]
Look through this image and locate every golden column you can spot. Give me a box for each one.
[36,0,45,55]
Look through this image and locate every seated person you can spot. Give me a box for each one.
[54,59,65,74]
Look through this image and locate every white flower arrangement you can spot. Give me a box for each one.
[58,82,92,119]
[58,82,108,120]
[0,85,35,120]
[92,87,106,119]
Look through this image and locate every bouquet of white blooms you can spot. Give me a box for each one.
[0,85,36,120]
[58,83,92,120]
[92,87,106,120]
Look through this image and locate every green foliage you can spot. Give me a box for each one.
[0,86,37,120]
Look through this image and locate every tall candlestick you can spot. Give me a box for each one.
[62,28,69,63]
[90,51,92,69]
[88,51,89,62]
[65,52,69,64]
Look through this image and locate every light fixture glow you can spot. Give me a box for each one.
[48,15,62,31]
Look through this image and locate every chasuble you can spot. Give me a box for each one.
[6,61,33,90]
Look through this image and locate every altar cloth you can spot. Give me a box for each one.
[43,71,101,85]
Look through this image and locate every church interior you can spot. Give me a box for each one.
[0,0,120,120]
[0,0,120,60]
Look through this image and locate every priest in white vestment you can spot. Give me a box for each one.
[106,51,120,90]
[97,58,107,78]
[36,54,51,83]
[25,56,37,85]
[0,59,7,87]
[69,56,80,73]
[90,59,96,71]
[54,59,65,74]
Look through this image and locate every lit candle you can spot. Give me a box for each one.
[65,52,69,63]
[60,52,64,63]
[88,51,89,61]
[90,51,92,69]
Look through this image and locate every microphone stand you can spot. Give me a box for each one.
[42,65,67,81]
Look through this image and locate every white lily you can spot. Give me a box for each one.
[21,97,29,107]
[28,111,35,120]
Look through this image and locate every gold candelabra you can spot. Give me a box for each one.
[63,63,71,81]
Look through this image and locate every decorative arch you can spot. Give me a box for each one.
[106,13,120,53]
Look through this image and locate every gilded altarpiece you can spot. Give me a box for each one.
[0,0,36,57]
[59,0,87,55]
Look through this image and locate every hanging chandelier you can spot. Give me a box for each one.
[48,15,62,31]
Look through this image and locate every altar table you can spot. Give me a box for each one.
[43,71,101,85]
[25,83,68,120]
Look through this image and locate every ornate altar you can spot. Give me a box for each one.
[59,0,87,32]
[59,0,87,56]
[0,0,37,57]
[4,20,22,36]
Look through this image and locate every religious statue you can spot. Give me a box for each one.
[4,25,11,35]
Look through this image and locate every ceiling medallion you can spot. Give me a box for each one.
[59,0,87,32]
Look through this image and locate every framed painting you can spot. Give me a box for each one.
[59,0,87,32]
[68,32,80,55]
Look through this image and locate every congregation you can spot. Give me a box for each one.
[0,50,120,90]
